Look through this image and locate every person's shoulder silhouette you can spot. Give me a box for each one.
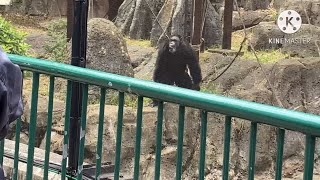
[0,47,23,179]
[0,47,23,140]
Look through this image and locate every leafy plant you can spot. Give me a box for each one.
[0,16,31,55]
[44,19,69,63]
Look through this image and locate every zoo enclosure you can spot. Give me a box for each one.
[1,54,320,180]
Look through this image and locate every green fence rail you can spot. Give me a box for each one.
[2,54,320,180]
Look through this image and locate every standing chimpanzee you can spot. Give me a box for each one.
[153,35,202,90]
[152,35,202,106]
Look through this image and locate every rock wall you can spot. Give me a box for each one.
[0,0,122,19]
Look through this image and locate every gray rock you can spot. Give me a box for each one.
[25,33,51,58]
[134,51,158,81]
[127,45,155,69]
[282,24,320,58]
[199,56,320,178]
[248,22,285,51]
[28,0,48,16]
[47,0,68,16]
[270,57,320,115]
[276,0,320,27]
[232,10,270,31]
[248,23,320,57]
[203,1,223,48]
[237,0,271,10]
[86,18,134,77]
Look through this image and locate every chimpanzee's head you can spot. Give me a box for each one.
[168,35,182,53]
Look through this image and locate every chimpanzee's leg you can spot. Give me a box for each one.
[174,72,193,90]
[152,76,174,107]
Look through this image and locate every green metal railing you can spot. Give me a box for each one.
[2,54,320,180]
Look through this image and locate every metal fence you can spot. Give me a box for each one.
[2,54,320,180]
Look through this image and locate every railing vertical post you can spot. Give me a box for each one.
[154,101,164,180]
[77,84,89,180]
[303,135,316,180]
[134,96,144,180]
[95,88,106,179]
[176,105,186,180]
[68,0,88,178]
[26,72,40,180]
[199,111,208,180]
[114,92,125,180]
[0,140,4,166]
[61,81,73,180]
[275,128,285,180]
[223,116,232,180]
[44,76,55,180]
[13,118,22,180]
[248,122,257,180]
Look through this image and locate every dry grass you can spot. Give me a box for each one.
[231,31,289,63]
[124,37,152,47]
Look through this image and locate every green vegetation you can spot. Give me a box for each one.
[0,16,31,55]
[242,49,289,63]
[109,91,153,107]
[200,82,222,95]
[231,31,289,63]
[44,19,69,63]
[125,37,151,47]
[269,8,279,22]
[200,51,212,62]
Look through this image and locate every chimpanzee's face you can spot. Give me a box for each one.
[168,36,181,53]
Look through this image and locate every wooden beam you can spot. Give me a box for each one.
[222,0,233,49]
[191,0,205,55]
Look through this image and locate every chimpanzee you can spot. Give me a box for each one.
[152,35,202,106]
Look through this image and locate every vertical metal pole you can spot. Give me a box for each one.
[68,0,88,178]
[222,0,233,49]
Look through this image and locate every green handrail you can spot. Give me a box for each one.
[8,54,320,137]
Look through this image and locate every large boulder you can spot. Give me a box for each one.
[1,0,112,17]
[237,0,271,10]
[141,103,201,180]
[200,56,320,179]
[275,0,320,27]
[270,57,320,115]
[248,22,284,51]
[248,23,320,58]
[87,18,134,77]
[133,51,158,81]
[203,1,223,47]
[40,104,158,163]
[116,0,223,48]
[232,10,271,31]
[282,24,320,58]
[84,105,158,163]
[127,45,156,69]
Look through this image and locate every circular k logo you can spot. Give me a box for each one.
[277,10,302,34]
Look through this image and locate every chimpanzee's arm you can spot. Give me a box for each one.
[186,45,202,86]
[153,43,168,82]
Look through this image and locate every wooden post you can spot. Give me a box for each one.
[191,0,205,57]
[222,0,233,49]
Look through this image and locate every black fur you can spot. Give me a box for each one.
[152,35,202,106]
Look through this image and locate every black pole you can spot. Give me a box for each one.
[68,0,88,178]
[222,0,233,49]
